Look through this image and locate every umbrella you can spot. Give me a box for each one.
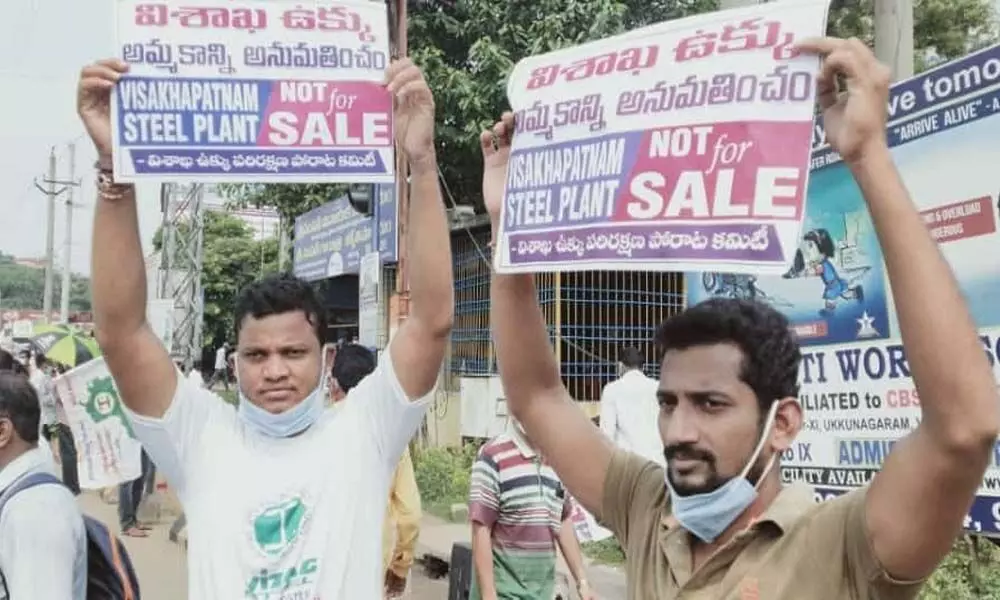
[30,324,101,368]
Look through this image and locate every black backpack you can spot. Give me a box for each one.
[0,472,141,599]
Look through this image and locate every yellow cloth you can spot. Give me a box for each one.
[383,447,422,579]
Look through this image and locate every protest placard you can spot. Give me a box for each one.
[52,358,143,489]
[112,0,394,183]
[494,0,831,275]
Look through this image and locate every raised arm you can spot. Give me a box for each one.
[801,37,1000,581]
[483,114,614,516]
[384,59,454,399]
[79,59,176,418]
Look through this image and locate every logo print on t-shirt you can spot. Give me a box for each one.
[252,497,308,559]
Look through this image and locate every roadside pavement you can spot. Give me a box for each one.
[79,491,189,600]
[415,514,628,599]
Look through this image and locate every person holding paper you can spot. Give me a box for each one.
[77,56,454,599]
[481,38,999,598]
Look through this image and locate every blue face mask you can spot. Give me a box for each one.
[665,401,780,544]
[235,350,329,438]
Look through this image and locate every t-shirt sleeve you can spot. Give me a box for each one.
[468,447,501,528]
[599,447,666,548]
[348,343,432,472]
[809,489,925,600]
[124,368,235,500]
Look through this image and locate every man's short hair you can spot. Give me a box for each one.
[33,353,48,369]
[233,274,327,345]
[619,346,644,369]
[0,371,41,444]
[332,344,376,393]
[654,298,801,413]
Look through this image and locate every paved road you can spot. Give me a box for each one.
[79,492,449,599]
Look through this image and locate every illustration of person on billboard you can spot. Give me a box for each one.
[783,228,865,317]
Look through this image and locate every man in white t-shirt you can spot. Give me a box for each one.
[211,343,230,391]
[599,347,664,467]
[78,56,454,599]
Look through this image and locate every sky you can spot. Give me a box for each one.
[0,1,161,276]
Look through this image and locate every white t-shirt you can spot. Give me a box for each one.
[126,346,430,600]
[186,369,205,388]
[599,370,665,467]
[29,369,57,427]
[214,347,227,370]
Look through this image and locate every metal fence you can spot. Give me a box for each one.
[448,228,686,401]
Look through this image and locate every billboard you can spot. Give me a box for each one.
[686,44,1000,533]
[292,184,398,282]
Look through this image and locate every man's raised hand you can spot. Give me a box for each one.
[385,58,436,174]
[795,37,891,166]
[480,112,515,224]
[77,59,129,160]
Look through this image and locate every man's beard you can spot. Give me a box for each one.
[665,443,768,496]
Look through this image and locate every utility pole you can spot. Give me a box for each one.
[60,143,78,323]
[33,149,78,324]
[874,0,914,81]
[41,149,57,323]
[278,215,288,272]
[394,0,410,323]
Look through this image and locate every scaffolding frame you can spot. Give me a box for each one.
[158,183,205,369]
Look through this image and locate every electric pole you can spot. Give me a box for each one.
[41,149,56,323]
[34,148,80,324]
[60,142,78,323]
[278,215,288,272]
[874,0,914,81]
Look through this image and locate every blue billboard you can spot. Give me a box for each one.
[293,184,398,282]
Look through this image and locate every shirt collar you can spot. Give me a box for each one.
[508,425,537,459]
[752,482,816,532]
[0,447,54,491]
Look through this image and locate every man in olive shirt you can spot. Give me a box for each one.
[480,38,1000,598]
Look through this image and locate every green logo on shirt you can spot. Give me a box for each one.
[85,376,135,438]
[252,497,307,558]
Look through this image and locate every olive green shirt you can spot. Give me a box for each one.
[599,449,925,599]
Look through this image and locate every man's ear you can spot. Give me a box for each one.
[771,397,803,452]
[0,419,12,450]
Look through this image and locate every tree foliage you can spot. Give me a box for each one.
[0,252,92,312]
[222,0,995,221]
[153,212,279,351]
[829,0,997,72]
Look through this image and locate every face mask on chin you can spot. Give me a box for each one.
[235,348,329,438]
[665,400,781,544]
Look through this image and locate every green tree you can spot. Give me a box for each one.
[222,0,995,219]
[829,0,997,72]
[153,213,279,351]
[0,251,92,312]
